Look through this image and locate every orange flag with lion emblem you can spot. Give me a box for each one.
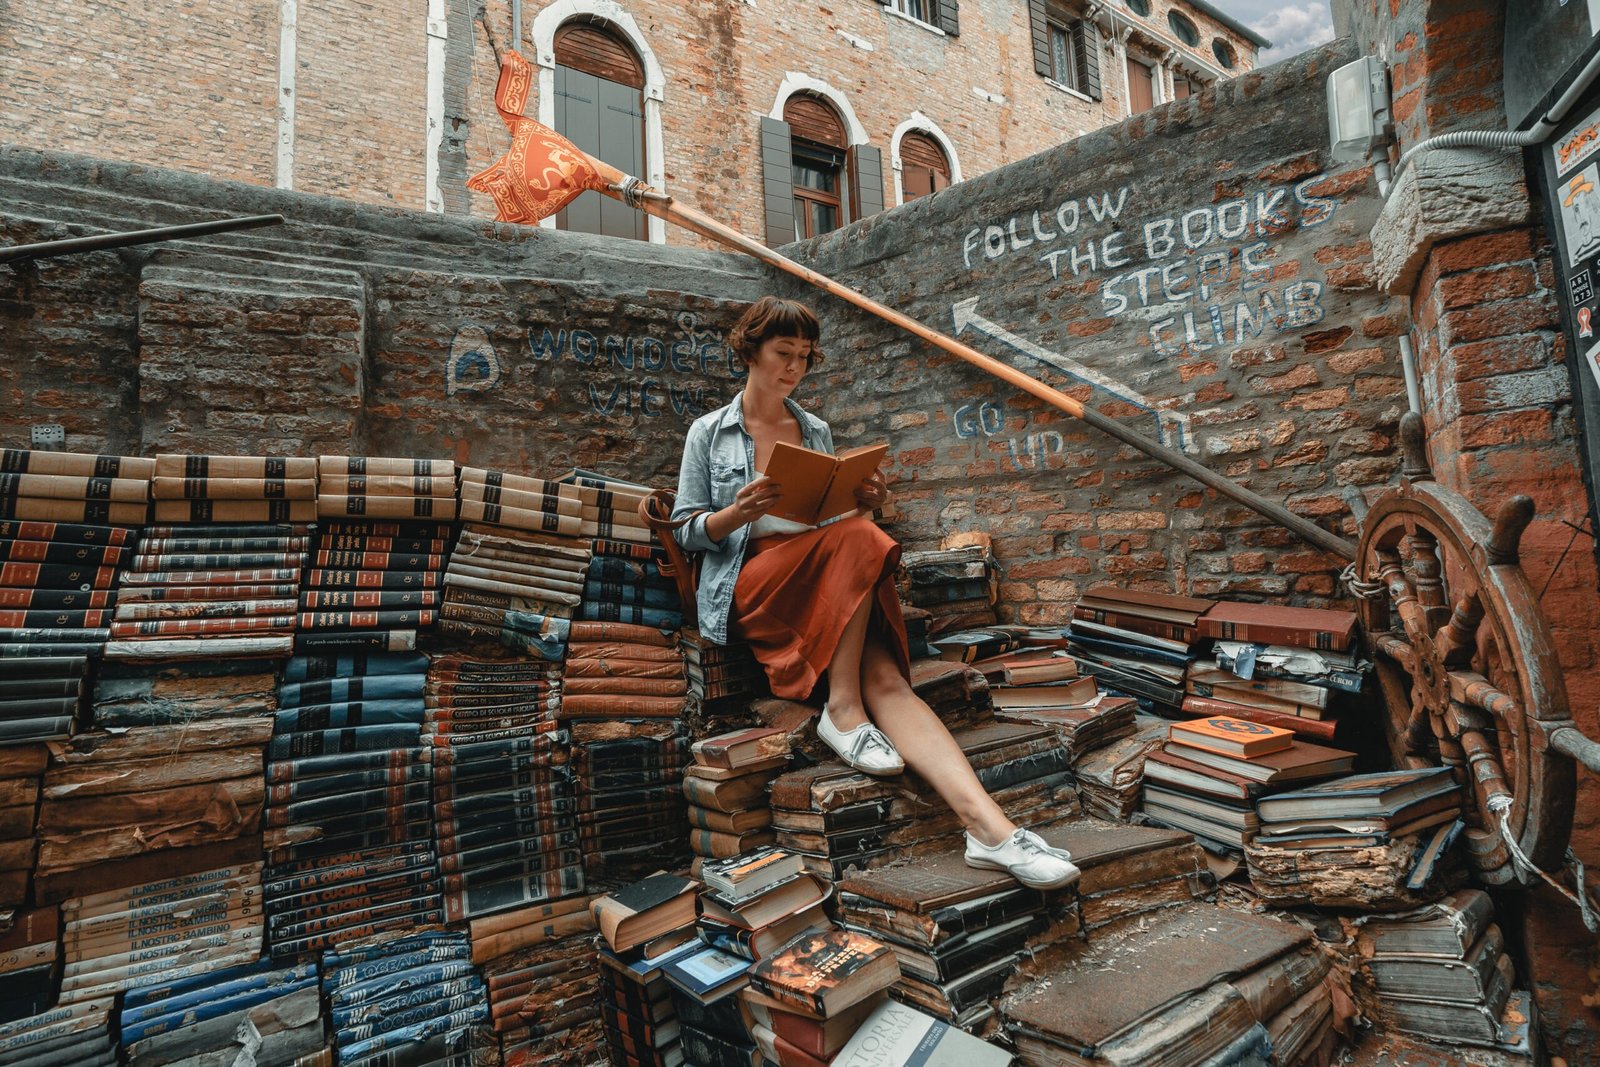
[467,50,608,223]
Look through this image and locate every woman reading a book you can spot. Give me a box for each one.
[672,297,1079,890]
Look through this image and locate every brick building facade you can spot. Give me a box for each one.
[0,0,1264,248]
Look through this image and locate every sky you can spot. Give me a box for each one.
[1218,1,1337,64]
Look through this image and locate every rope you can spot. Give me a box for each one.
[1339,562,1386,601]
[1490,794,1600,933]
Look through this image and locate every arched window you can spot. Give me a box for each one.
[900,131,951,201]
[553,21,646,240]
[1124,0,1150,15]
[784,94,847,240]
[1212,39,1237,70]
[1167,11,1201,48]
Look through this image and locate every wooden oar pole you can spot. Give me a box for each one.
[615,185,1356,561]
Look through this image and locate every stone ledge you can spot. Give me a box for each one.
[1371,146,1532,295]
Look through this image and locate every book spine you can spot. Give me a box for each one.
[318,495,457,520]
[141,523,307,538]
[0,540,127,566]
[280,675,427,706]
[300,589,441,611]
[318,457,455,479]
[272,702,426,733]
[151,499,315,523]
[298,609,435,631]
[138,536,307,553]
[313,550,447,570]
[267,725,423,759]
[2,451,147,482]
[1199,617,1349,653]
[293,630,418,653]
[118,567,299,586]
[153,456,316,480]
[458,499,581,536]
[281,652,429,682]
[150,476,317,500]
[0,519,130,545]
[305,569,441,590]
[1073,605,1196,642]
[0,608,110,628]
[109,616,296,638]
[130,552,306,571]
[0,562,119,590]
[1178,697,1338,740]
[115,598,297,621]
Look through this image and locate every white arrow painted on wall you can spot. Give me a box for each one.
[951,298,1196,454]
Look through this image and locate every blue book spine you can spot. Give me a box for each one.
[581,579,680,609]
[282,652,431,682]
[332,960,481,1009]
[331,975,484,1029]
[1068,630,1193,668]
[119,962,317,1027]
[272,700,427,732]
[267,724,422,760]
[119,975,321,1046]
[322,936,471,978]
[119,957,278,1011]
[338,1010,486,1063]
[587,557,662,583]
[577,602,684,629]
[278,674,428,706]
[335,994,486,1048]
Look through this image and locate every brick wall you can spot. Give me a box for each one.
[1336,0,1600,1056]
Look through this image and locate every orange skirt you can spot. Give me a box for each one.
[732,516,911,701]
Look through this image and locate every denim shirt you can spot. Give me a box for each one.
[672,390,834,645]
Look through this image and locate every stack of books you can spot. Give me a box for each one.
[118,958,322,1065]
[34,719,268,905]
[105,517,313,661]
[769,722,1075,879]
[593,873,702,1066]
[680,630,765,723]
[1074,716,1170,821]
[898,539,998,637]
[0,1002,116,1067]
[316,455,457,521]
[262,651,441,958]
[826,1000,1013,1066]
[1,449,152,527]
[697,848,830,964]
[92,656,279,728]
[474,898,605,1066]
[440,517,585,658]
[0,905,57,1023]
[1213,634,1369,697]
[1,500,147,740]
[150,454,315,525]
[424,654,581,923]
[742,926,902,1064]
[1068,585,1212,713]
[561,621,688,724]
[0,746,46,910]
[996,691,1139,765]
[684,727,788,866]
[900,603,932,659]
[1142,716,1358,853]
[582,536,682,631]
[577,726,691,883]
[1031,819,1209,937]
[836,848,1046,1028]
[321,929,489,1065]
[1356,890,1530,1053]
[1002,905,1332,1067]
[1246,768,1465,909]
[300,514,453,656]
[56,860,266,1007]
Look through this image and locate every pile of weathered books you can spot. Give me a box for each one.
[1073,715,1168,821]
[1247,767,1465,909]
[1142,715,1358,854]
[300,504,453,656]
[981,643,1142,765]
[1002,904,1334,1066]
[428,651,583,922]
[0,746,47,910]
[262,650,442,958]
[1184,600,1361,742]
[441,496,585,658]
[772,720,1076,880]
[698,847,830,967]
[898,537,998,637]
[58,857,265,1008]
[1068,584,1210,713]
[475,898,604,1066]
[117,957,322,1065]
[594,873,700,1066]
[683,727,788,868]
[0,905,57,1023]
[1356,889,1531,1055]
[322,929,490,1065]
[35,714,269,911]
[679,629,764,727]
[0,1000,117,1067]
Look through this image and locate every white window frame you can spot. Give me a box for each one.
[889,113,963,207]
[882,0,942,32]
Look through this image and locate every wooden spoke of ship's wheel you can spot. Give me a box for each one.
[1373,632,1436,758]
[1399,523,1451,632]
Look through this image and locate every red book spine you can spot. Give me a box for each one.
[0,588,115,609]
[1196,613,1354,652]
[0,520,133,545]
[1178,696,1337,741]
[0,563,117,589]
[109,615,297,638]
[0,609,111,628]
[1072,605,1195,642]
[119,568,299,586]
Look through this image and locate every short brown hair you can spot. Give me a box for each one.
[727,297,827,370]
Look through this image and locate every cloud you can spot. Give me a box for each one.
[1248,2,1336,64]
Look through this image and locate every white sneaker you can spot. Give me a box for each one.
[816,704,905,777]
[965,828,1081,890]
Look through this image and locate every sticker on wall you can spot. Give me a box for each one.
[1558,163,1600,268]
[1556,102,1600,177]
[446,325,503,396]
[1586,339,1600,394]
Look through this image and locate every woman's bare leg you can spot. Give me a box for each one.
[821,592,873,730]
[860,639,1016,845]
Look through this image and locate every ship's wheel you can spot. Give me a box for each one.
[1354,414,1600,885]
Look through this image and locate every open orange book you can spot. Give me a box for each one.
[765,441,889,526]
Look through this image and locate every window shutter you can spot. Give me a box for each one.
[1073,20,1103,101]
[936,0,960,36]
[1028,0,1051,78]
[848,144,885,221]
[760,116,797,247]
